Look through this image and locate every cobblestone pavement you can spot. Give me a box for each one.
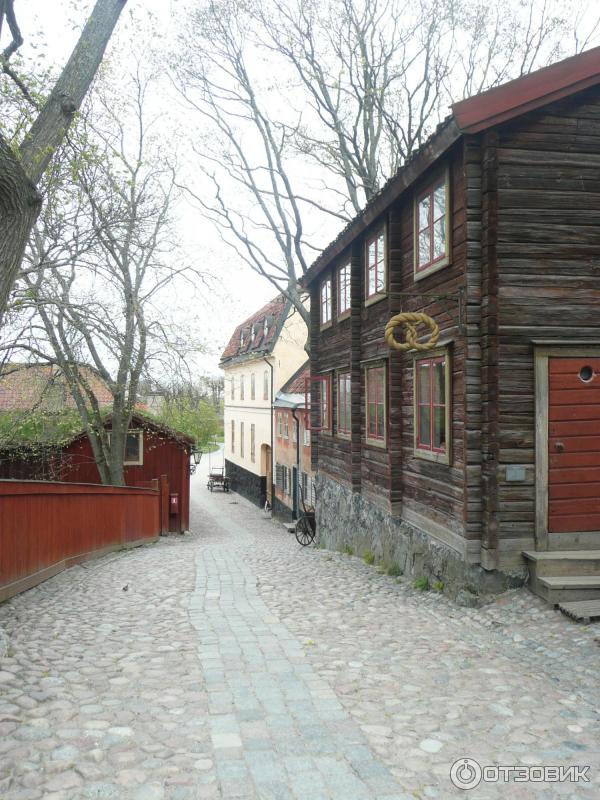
[1,470,600,800]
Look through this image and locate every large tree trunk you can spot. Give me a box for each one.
[0,0,127,327]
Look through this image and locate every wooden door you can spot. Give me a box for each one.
[548,357,600,534]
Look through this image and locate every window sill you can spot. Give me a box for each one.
[414,256,450,282]
[320,320,333,331]
[337,310,351,322]
[336,431,351,441]
[364,437,387,450]
[364,292,387,309]
[413,448,450,465]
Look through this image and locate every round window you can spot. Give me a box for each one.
[579,365,594,383]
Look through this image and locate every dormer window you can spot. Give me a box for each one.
[240,330,245,347]
[251,326,256,344]
[264,318,269,336]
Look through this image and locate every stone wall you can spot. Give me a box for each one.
[272,495,294,522]
[316,473,526,605]
[225,460,266,508]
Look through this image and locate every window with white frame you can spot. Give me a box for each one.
[263,370,269,400]
[240,374,245,401]
[250,424,256,462]
[303,428,310,447]
[109,430,143,466]
[240,421,244,457]
[251,373,256,400]
[231,419,235,453]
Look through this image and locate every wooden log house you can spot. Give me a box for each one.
[302,47,600,611]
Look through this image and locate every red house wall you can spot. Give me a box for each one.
[60,429,190,532]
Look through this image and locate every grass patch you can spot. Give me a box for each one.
[432,580,444,592]
[363,550,375,565]
[386,563,403,577]
[413,576,429,591]
[343,544,354,556]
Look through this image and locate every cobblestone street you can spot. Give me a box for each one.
[1,470,600,799]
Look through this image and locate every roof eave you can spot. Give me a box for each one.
[301,118,461,288]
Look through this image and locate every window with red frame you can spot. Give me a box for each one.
[304,374,331,431]
[338,262,351,316]
[337,372,351,434]
[320,277,332,324]
[416,175,448,273]
[366,365,385,441]
[366,230,385,299]
[416,356,447,453]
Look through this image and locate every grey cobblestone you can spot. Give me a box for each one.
[1,469,599,799]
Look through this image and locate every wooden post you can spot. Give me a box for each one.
[159,474,169,535]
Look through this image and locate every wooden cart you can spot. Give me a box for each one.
[207,467,230,492]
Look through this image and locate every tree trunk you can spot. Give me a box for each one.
[0,0,127,326]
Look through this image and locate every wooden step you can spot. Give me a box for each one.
[558,599,600,623]
[536,575,600,604]
[523,550,600,576]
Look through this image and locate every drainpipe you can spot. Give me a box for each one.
[292,407,301,519]
[263,356,274,510]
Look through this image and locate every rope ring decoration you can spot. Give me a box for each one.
[385,311,440,352]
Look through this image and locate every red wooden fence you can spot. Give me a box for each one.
[0,480,160,602]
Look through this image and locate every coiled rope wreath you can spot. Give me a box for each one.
[384,311,440,352]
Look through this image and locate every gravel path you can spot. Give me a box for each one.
[1,470,599,799]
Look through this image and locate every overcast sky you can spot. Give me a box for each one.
[19,0,279,378]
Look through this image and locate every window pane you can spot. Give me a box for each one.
[433,217,446,260]
[368,240,376,268]
[419,194,430,230]
[419,406,431,447]
[433,183,446,220]
[125,433,139,461]
[418,362,431,404]
[433,407,446,450]
[368,265,376,296]
[368,402,376,435]
[345,377,351,428]
[376,402,384,438]
[377,233,385,262]
[419,230,430,267]
[375,266,385,293]
[433,359,445,404]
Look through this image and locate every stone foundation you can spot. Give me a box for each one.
[272,496,294,522]
[316,473,526,604]
[225,460,266,508]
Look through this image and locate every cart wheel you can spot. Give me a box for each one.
[295,515,316,546]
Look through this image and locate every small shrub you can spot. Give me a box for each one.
[387,563,403,577]
[432,580,444,592]
[363,550,375,565]
[343,544,354,556]
[413,576,429,591]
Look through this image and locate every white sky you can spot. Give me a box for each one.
[13,0,600,379]
[17,0,278,378]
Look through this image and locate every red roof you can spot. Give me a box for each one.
[453,45,600,133]
[0,365,113,412]
[280,361,310,395]
[220,294,290,363]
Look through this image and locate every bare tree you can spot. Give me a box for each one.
[6,74,201,486]
[173,0,598,326]
[0,0,128,327]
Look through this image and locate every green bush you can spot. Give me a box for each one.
[432,580,444,592]
[413,576,429,591]
[363,550,375,565]
[387,563,403,577]
[343,544,354,556]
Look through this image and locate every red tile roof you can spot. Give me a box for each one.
[220,294,290,363]
[280,361,310,395]
[0,365,113,412]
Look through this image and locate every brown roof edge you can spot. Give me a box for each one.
[452,45,600,133]
[300,118,461,288]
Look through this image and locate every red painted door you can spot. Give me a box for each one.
[548,357,600,533]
